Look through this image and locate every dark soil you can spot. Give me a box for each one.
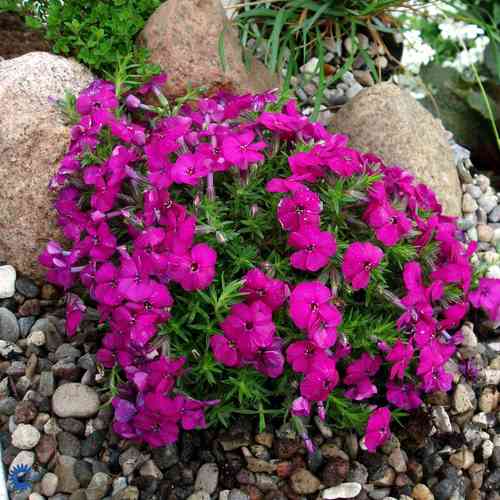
[0,12,51,60]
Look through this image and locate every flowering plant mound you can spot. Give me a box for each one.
[42,74,500,451]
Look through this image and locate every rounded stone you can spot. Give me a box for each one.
[41,472,59,497]
[462,193,477,213]
[0,265,16,299]
[52,383,100,418]
[15,276,40,298]
[322,482,362,499]
[0,53,93,280]
[412,484,434,500]
[26,330,45,347]
[290,468,321,495]
[12,424,41,449]
[194,463,219,494]
[330,83,462,216]
[477,224,494,242]
[0,306,19,342]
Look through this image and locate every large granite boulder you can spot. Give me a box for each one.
[330,83,462,216]
[0,52,93,280]
[139,0,279,98]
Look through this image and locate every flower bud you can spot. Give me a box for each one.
[125,94,142,110]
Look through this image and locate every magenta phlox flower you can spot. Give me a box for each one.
[341,242,384,290]
[286,340,330,373]
[288,227,336,272]
[118,253,154,302]
[112,397,137,423]
[220,301,275,356]
[386,340,413,380]
[326,147,363,177]
[39,241,80,290]
[65,293,86,337]
[136,74,167,95]
[222,129,266,169]
[132,394,181,447]
[240,268,287,311]
[402,262,444,306]
[300,356,339,401]
[291,397,311,416]
[288,150,325,182]
[76,80,118,115]
[289,281,332,331]
[417,340,455,392]
[96,331,127,368]
[386,381,422,410]
[469,278,500,321]
[178,395,218,430]
[84,222,117,261]
[439,302,469,330]
[171,153,211,186]
[210,334,242,367]
[168,243,217,291]
[266,178,307,194]
[277,189,322,231]
[112,304,158,346]
[252,338,285,378]
[307,304,342,349]
[431,262,472,295]
[344,353,381,400]
[364,407,391,452]
[258,110,308,138]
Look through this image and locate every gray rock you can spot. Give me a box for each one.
[0,396,17,416]
[57,431,81,457]
[52,383,100,418]
[0,306,19,342]
[433,477,466,500]
[489,206,500,223]
[479,195,497,213]
[330,83,462,216]
[30,317,62,352]
[152,443,179,469]
[55,344,82,361]
[74,459,94,488]
[112,486,140,500]
[86,472,112,500]
[290,468,321,495]
[15,276,39,298]
[228,489,249,500]
[18,317,36,337]
[0,265,16,299]
[55,455,80,493]
[453,383,476,413]
[458,213,477,231]
[41,472,59,497]
[466,185,482,199]
[119,447,148,475]
[39,371,55,397]
[322,482,362,499]
[195,463,219,494]
[187,493,211,500]
[81,430,106,457]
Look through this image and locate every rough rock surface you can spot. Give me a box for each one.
[139,0,279,98]
[330,82,462,216]
[0,52,93,280]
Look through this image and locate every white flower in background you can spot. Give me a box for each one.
[439,20,484,41]
[401,30,436,73]
[442,35,489,72]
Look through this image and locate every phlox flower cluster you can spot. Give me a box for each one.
[42,75,500,453]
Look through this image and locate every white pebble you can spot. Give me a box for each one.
[12,424,40,449]
[322,482,362,499]
[0,265,16,299]
[26,330,46,347]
